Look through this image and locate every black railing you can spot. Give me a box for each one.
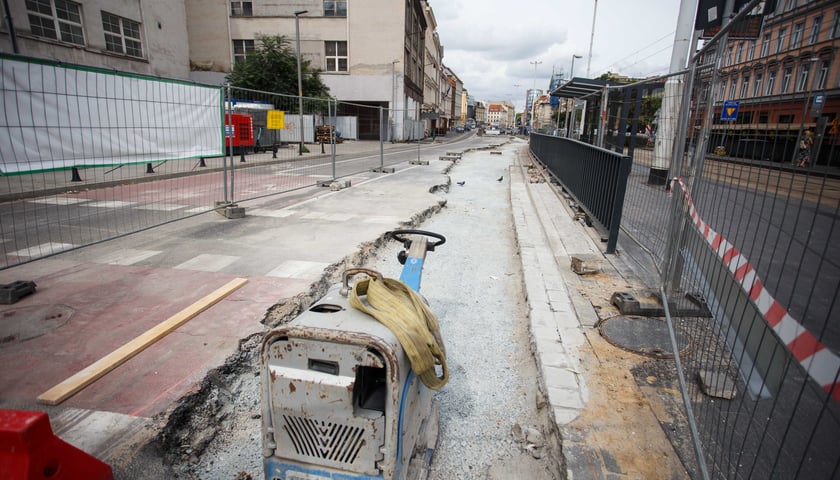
[529,133,632,253]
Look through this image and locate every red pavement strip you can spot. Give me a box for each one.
[0,261,308,417]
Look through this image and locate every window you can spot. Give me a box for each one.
[729,78,737,99]
[725,45,734,66]
[795,62,811,92]
[102,12,143,57]
[323,1,346,17]
[781,66,793,93]
[791,22,803,49]
[810,15,823,44]
[324,41,347,72]
[761,33,771,56]
[230,1,252,17]
[816,60,830,89]
[776,27,787,53]
[718,81,726,101]
[833,10,840,38]
[736,42,744,64]
[26,0,84,45]
[753,72,763,96]
[232,39,255,64]
[778,114,794,123]
[741,75,750,98]
[747,40,756,60]
[766,69,777,95]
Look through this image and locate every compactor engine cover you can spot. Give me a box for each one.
[261,284,435,480]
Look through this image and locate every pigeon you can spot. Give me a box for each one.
[497,176,504,182]
[456,180,466,186]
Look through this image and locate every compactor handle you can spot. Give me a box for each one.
[340,268,383,297]
[387,230,446,252]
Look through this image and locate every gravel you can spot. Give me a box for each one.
[163,141,562,479]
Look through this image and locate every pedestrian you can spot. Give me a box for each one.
[796,130,814,167]
[272,142,278,159]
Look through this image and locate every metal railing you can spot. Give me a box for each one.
[528,133,631,254]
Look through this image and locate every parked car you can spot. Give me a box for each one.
[485,127,500,135]
[455,126,465,133]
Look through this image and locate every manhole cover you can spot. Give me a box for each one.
[0,305,74,345]
[598,315,690,359]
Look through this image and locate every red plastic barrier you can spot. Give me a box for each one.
[0,409,114,480]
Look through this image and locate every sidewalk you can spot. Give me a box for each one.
[0,136,684,478]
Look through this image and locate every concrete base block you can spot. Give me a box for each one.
[409,160,429,165]
[698,370,737,399]
[371,167,396,173]
[217,204,246,219]
[570,254,602,275]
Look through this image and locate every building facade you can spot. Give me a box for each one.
[0,0,190,79]
[706,0,840,162]
[185,0,431,141]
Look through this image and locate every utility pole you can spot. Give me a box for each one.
[650,0,698,184]
[294,10,307,156]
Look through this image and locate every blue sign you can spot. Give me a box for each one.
[721,100,739,121]
[814,94,825,105]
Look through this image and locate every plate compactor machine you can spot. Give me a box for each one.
[261,230,449,480]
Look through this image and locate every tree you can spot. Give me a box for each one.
[227,35,330,97]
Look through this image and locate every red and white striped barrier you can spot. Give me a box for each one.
[671,177,840,402]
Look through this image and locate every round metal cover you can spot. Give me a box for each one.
[598,315,689,359]
[0,304,74,345]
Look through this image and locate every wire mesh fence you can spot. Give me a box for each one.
[558,3,840,477]
[0,54,227,269]
[659,7,840,479]
[0,54,400,271]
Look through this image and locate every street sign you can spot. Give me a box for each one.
[266,110,285,129]
[811,94,826,117]
[721,100,739,121]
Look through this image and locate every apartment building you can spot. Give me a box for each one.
[474,100,486,125]
[0,0,190,79]
[185,0,430,140]
[706,0,839,157]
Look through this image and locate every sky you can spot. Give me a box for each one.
[430,0,685,111]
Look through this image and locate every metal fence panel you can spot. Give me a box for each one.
[0,55,228,270]
[657,6,840,479]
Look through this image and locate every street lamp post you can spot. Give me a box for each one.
[294,10,307,156]
[566,54,582,137]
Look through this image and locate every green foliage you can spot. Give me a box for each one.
[227,35,330,97]
[640,95,663,127]
[597,71,622,82]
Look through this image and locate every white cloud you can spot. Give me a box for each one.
[430,0,684,110]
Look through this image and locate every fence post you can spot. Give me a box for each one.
[331,98,337,174]
[222,83,231,204]
[329,97,336,180]
[606,154,631,254]
[379,107,385,169]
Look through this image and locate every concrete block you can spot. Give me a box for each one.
[570,254,602,275]
[698,370,737,399]
[218,205,245,219]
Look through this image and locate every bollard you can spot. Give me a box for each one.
[146,163,154,174]
[240,153,246,163]
[272,143,278,159]
[70,167,82,182]
[199,157,207,167]
[321,141,325,154]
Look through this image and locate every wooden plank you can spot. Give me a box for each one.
[37,277,248,406]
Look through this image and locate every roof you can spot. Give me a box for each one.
[550,77,625,99]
